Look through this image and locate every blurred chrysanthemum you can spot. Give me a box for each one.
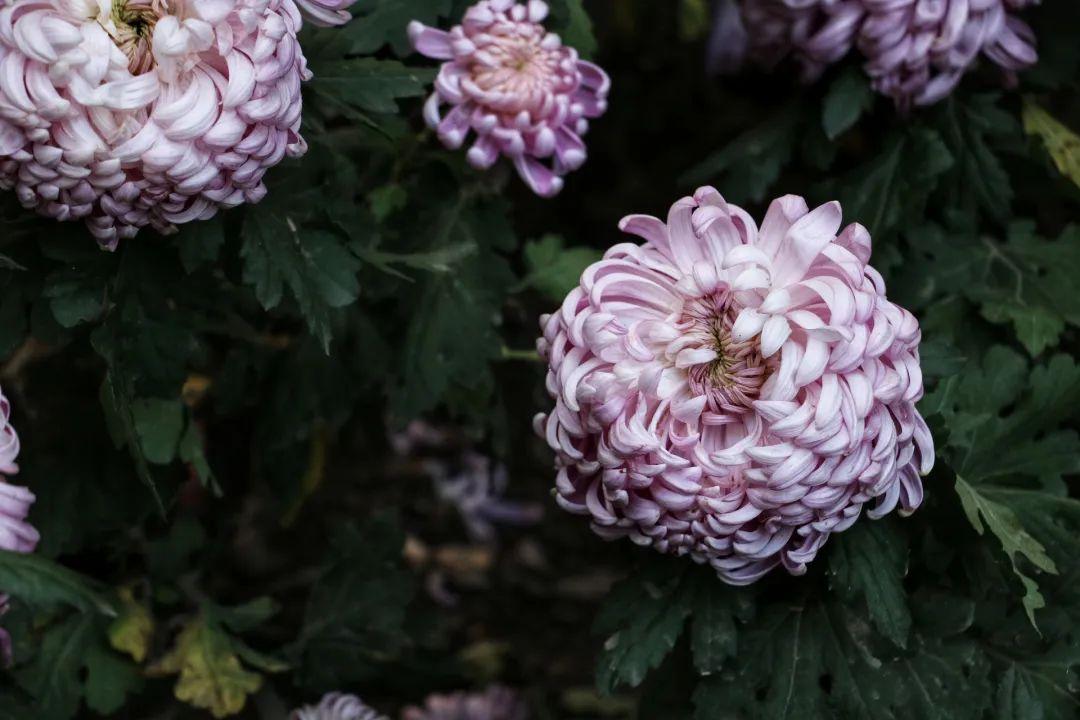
[0,388,38,666]
[408,0,609,197]
[535,188,933,585]
[0,0,355,247]
[402,686,527,720]
[290,692,388,720]
[739,0,1038,107]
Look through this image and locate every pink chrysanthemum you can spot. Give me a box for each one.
[0,0,355,248]
[535,188,934,585]
[741,0,1038,107]
[290,693,388,720]
[403,686,527,720]
[0,388,38,666]
[407,0,610,197]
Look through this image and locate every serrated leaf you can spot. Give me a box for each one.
[295,516,415,689]
[0,550,117,616]
[149,617,263,719]
[16,613,139,720]
[828,520,912,648]
[838,126,953,240]
[594,562,691,693]
[939,95,1015,221]
[822,67,873,139]
[517,234,601,302]
[688,574,743,675]
[924,349,1080,627]
[240,214,361,352]
[1022,100,1080,189]
[309,58,434,115]
[955,476,1057,626]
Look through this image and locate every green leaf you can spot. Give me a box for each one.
[308,58,434,115]
[548,0,598,57]
[15,613,138,720]
[822,67,873,139]
[681,103,801,204]
[176,217,226,273]
[902,220,1080,355]
[693,600,992,720]
[0,550,117,616]
[955,476,1057,626]
[594,562,692,693]
[389,196,515,419]
[16,614,99,720]
[924,349,1080,626]
[345,0,451,55]
[83,643,142,716]
[828,520,912,648]
[295,515,416,689]
[938,95,1015,221]
[178,419,220,496]
[517,234,601,302]
[837,126,953,240]
[688,573,744,675]
[240,214,361,352]
[130,398,184,465]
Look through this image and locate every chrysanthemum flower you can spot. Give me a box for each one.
[290,693,388,720]
[535,188,933,585]
[0,0,355,248]
[407,0,610,197]
[740,0,1038,107]
[0,388,38,666]
[402,686,527,720]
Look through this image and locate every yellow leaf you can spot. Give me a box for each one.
[1022,100,1080,188]
[108,588,154,663]
[148,617,263,719]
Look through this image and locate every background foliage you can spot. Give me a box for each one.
[2,1,1080,718]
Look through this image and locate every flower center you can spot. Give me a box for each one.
[471,31,561,100]
[681,292,768,414]
[103,0,165,74]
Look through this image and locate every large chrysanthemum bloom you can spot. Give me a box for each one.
[407,0,610,198]
[535,188,933,585]
[0,0,354,248]
[0,389,39,666]
[740,0,1037,107]
[402,686,527,720]
[290,693,388,720]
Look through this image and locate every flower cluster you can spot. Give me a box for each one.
[739,0,1038,107]
[290,692,388,720]
[0,388,38,666]
[408,0,610,197]
[402,686,527,720]
[535,188,933,584]
[0,0,354,247]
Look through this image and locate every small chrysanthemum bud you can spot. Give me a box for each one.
[0,0,355,247]
[740,0,1038,108]
[408,0,610,197]
[535,188,934,585]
